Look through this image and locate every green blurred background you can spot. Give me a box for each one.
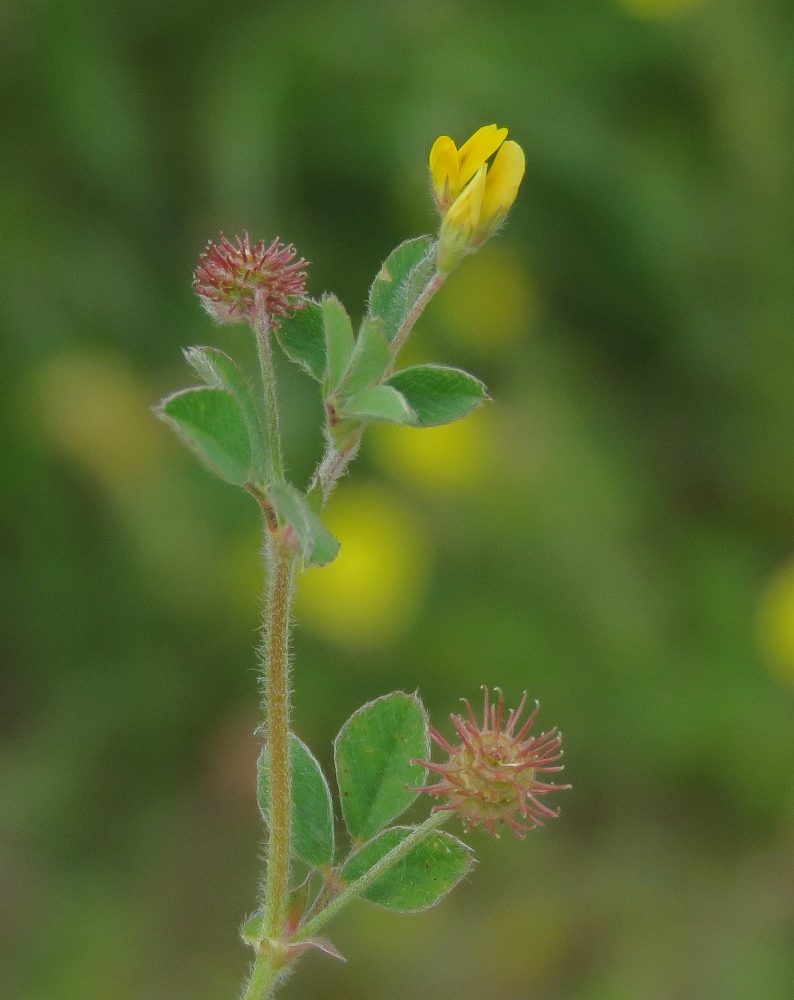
[3,0,794,997]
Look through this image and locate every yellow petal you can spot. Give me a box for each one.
[457,124,508,191]
[444,163,487,236]
[429,135,460,204]
[480,140,525,226]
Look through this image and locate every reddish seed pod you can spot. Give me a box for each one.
[412,689,570,838]
[193,232,308,325]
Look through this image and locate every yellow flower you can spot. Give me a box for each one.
[430,125,508,212]
[429,125,525,271]
[480,140,526,228]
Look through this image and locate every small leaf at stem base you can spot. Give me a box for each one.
[269,481,340,568]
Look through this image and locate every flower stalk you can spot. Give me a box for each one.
[252,291,285,482]
[246,288,300,1000]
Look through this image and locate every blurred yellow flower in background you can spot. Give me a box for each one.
[437,244,536,357]
[34,350,225,612]
[756,558,794,687]
[36,351,166,487]
[370,408,494,495]
[296,483,430,650]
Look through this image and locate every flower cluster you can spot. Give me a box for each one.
[413,689,569,838]
[193,232,308,325]
[429,124,525,269]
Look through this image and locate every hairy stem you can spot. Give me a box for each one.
[261,532,297,941]
[312,426,364,505]
[293,811,449,942]
[241,528,299,1000]
[252,292,284,481]
[241,950,287,1000]
[241,297,301,1000]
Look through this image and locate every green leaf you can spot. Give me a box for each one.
[183,346,268,481]
[337,385,415,425]
[342,827,474,912]
[155,386,251,485]
[323,294,355,392]
[337,317,392,398]
[269,480,340,567]
[274,299,326,381]
[368,236,436,342]
[334,692,429,841]
[387,364,488,427]
[258,733,335,868]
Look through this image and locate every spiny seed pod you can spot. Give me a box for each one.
[412,689,569,838]
[193,232,308,325]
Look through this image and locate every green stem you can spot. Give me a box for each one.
[241,951,286,1000]
[261,533,297,941]
[293,811,449,942]
[311,426,364,505]
[242,529,299,1000]
[252,293,284,481]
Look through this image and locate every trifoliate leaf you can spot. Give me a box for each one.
[337,317,392,398]
[323,294,355,392]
